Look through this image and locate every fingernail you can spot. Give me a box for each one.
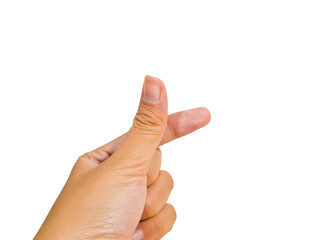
[131,229,144,240]
[143,75,161,104]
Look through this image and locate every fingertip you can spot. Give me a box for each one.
[183,107,211,129]
[144,75,166,91]
[196,107,212,126]
[143,76,162,104]
[165,107,211,139]
[145,75,161,82]
[141,75,168,119]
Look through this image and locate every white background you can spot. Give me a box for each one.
[0,1,319,239]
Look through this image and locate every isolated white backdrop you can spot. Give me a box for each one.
[0,1,320,239]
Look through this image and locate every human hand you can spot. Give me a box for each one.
[34,76,211,240]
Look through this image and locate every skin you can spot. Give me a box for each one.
[34,76,211,240]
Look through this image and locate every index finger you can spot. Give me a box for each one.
[90,107,211,163]
[160,107,211,145]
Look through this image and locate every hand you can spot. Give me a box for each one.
[34,76,211,240]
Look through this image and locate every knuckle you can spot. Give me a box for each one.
[80,151,93,161]
[160,170,174,190]
[166,203,177,229]
[169,204,177,223]
[72,152,98,175]
[72,155,87,171]
[132,106,165,135]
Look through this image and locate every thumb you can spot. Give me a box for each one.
[105,75,168,173]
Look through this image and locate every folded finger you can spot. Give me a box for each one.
[136,203,177,240]
[142,170,174,220]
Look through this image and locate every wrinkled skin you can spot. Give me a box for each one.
[34,76,211,240]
